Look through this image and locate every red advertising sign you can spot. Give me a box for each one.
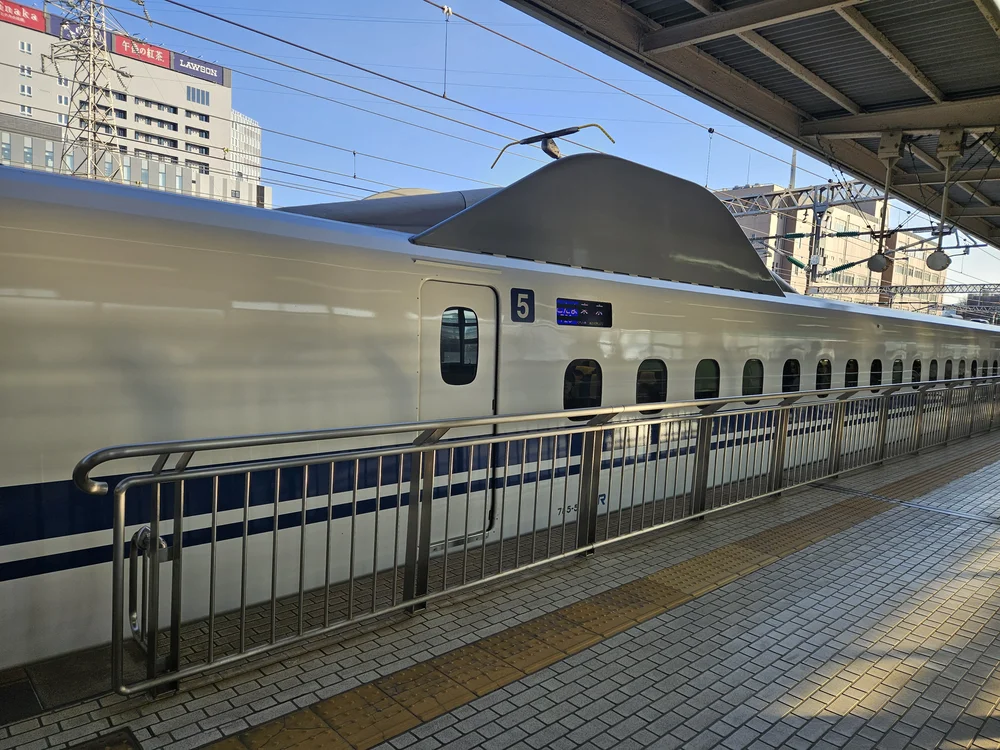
[113,34,170,68]
[0,1,46,31]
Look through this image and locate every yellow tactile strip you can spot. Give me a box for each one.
[197,439,1000,750]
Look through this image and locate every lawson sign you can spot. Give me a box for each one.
[172,53,224,86]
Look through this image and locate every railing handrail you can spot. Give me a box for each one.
[72,375,998,496]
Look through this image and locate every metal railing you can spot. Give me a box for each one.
[73,377,1000,695]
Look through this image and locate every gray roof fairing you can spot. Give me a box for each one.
[411,153,785,297]
[278,188,498,234]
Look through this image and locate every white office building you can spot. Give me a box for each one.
[0,0,269,206]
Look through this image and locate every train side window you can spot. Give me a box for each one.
[742,359,764,401]
[929,360,938,381]
[782,359,800,393]
[440,307,478,386]
[911,359,922,388]
[993,360,998,376]
[945,360,953,380]
[816,359,832,395]
[892,359,903,384]
[845,359,859,388]
[959,359,966,379]
[870,359,882,389]
[564,359,602,418]
[972,360,978,378]
[636,359,667,414]
[695,359,720,400]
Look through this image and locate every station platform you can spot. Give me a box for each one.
[4,431,1000,750]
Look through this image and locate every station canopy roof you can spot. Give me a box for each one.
[502,0,1000,248]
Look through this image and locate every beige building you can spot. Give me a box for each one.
[0,0,268,206]
[716,183,947,310]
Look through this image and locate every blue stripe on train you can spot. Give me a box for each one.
[0,401,901,582]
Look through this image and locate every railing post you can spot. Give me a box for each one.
[691,414,714,514]
[576,430,603,553]
[969,382,979,436]
[145,484,161,685]
[404,449,435,612]
[989,380,998,431]
[768,408,790,493]
[943,386,954,445]
[874,393,890,464]
[911,389,926,454]
[165,480,183,694]
[112,486,127,695]
[828,399,847,474]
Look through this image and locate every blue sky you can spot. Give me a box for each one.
[66,0,1000,283]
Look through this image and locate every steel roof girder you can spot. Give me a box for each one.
[641,0,864,53]
[972,0,1000,37]
[892,168,1000,186]
[834,6,944,104]
[799,96,1000,137]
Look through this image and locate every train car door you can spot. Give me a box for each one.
[418,280,498,546]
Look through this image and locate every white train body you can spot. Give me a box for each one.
[1,159,998,670]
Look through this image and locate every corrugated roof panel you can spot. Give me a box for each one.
[861,0,1000,100]
[624,0,703,27]
[697,36,844,117]
[756,13,933,111]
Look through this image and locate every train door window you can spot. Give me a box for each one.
[892,359,903,384]
[440,307,478,386]
[742,359,764,401]
[870,359,882,389]
[816,359,832,394]
[564,359,602,418]
[959,360,966,379]
[782,359,800,393]
[911,359,922,388]
[972,360,978,378]
[929,360,938,381]
[694,359,720,400]
[945,360,953,380]
[845,359,859,388]
[636,359,667,414]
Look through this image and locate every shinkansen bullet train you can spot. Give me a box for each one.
[2,153,998,669]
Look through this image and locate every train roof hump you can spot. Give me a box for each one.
[280,187,499,234]
[412,153,784,297]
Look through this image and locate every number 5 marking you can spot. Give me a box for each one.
[510,288,535,323]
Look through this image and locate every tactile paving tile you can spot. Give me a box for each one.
[476,621,567,672]
[618,577,692,610]
[240,709,352,750]
[312,683,419,750]
[516,612,604,653]
[66,730,143,750]
[432,643,526,697]
[587,583,672,622]
[558,596,641,637]
[373,662,477,721]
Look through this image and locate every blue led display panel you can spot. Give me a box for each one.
[556,298,612,327]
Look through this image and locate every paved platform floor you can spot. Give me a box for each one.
[3,432,1000,750]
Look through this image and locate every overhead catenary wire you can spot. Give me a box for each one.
[0,61,501,188]
[157,0,601,155]
[101,3,555,163]
[0,96,380,198]
[417,0,829,181]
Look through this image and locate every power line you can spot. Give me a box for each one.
[0,97,379,199]
[158,0,601,155]
[102,3,555,162]
[0,61,501,188]
[417,0,830,182]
